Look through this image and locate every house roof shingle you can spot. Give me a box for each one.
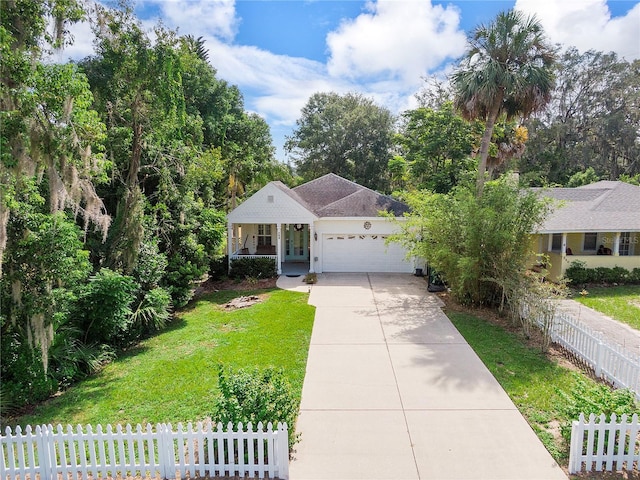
[535,181,640,233]
[292,173,409,217]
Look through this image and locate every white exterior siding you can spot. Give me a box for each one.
[227,183,316,225]
[313,218,415,273]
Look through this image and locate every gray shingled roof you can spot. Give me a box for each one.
[292,173,409,217]
[535,181,640,233]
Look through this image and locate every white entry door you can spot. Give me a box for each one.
[322,234,413,273]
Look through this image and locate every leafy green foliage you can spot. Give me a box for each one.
[566,167,600,188]
[391,178,551,306]
[213,366,299,449]
[47,326,115,389]
[565,261,638,286]
[130,287,172,332]
[285,91,394,192]
[229,257,277,280]
[0,325,55,411]
[520,49,640,186]
[451,9,555,194]
[395,102,476,193]
[556,374,638,443]
[13,289,314,430]
[73,269,138,346]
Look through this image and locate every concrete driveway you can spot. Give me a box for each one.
[288,273,567,480]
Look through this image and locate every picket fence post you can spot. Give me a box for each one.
[278,422,289,480]
[36,425,51,480]
[594,339,604,377]
[158,423,172,479]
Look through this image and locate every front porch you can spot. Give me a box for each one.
[536,231,640,281]
[228,222,315,275]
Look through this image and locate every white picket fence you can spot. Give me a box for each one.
[0,421,289,480]
[569,413,640,473]
[520,299,640,400]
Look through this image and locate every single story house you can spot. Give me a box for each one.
[532,180,640,281]
[227,173,421,274]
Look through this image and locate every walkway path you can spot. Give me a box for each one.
[282,273,567,480]
[557,299,640,355]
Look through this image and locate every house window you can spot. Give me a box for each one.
[551,233,562,252]
[619,232,631,256]
[583,232,598,251]
[257,224,272,246]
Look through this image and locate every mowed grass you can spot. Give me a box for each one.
[15,289,314,428]
[446,310,594,462]
[573,285,640,331]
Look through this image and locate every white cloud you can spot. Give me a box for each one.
[206,39,345,125]
[515,0,640,60]
[326,0,467,83]
[154,0,239,41]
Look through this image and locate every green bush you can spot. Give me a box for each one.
[557,374,637,443]
[565,261,636,286]
[564,261,592,285]
[389,178,551,306]
[209,255,229,280]
[229,257,277,280]
[73,268,138,346]
[0,326,55,411]
[212,366,299,450]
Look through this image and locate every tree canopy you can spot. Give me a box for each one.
[451,10,556,195]
[0,1,284,415]
[285,92,394,192]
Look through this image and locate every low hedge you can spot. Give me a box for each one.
[229,257,277,279]
[565,261,640,286]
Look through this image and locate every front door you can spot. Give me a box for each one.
[285,224,308,261]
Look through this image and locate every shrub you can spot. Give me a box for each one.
[557,374,637,444]
[73,268,138,346]
[229,257,277,280]
[130,287,172,333]
[389,178,552,306]
[212,366,299,450]
[565,261,635,286]
[209,255,229,280]
[564,261,592,285]
[0,326,55,411]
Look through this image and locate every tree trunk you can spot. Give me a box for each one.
[476,100,502,196]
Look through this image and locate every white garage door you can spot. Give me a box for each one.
[322,234,414,273]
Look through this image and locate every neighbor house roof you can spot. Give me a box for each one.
[292,173,410,217]
[534,181,640,233]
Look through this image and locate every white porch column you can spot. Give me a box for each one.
[613,232,621,256]
[276,224,282,275]
[548,234,554,252]
[227,223,233,273]
[562,232,567,254]
[308,224,315,273]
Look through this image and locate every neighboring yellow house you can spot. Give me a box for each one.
[532,181,640,281]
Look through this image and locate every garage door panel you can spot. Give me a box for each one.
[322,234,413,273]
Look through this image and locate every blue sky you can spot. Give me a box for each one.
[62,1,640,162]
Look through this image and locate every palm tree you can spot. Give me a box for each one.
[451,10,555,195]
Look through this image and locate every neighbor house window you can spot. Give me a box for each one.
[583,232,598,251]
[619,232,631,256]
[551,233,562,252]
[257,224,272,246]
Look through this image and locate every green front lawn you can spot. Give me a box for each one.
[447,311,619,463]
[14,289,315,428]
[573,285,640,331]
